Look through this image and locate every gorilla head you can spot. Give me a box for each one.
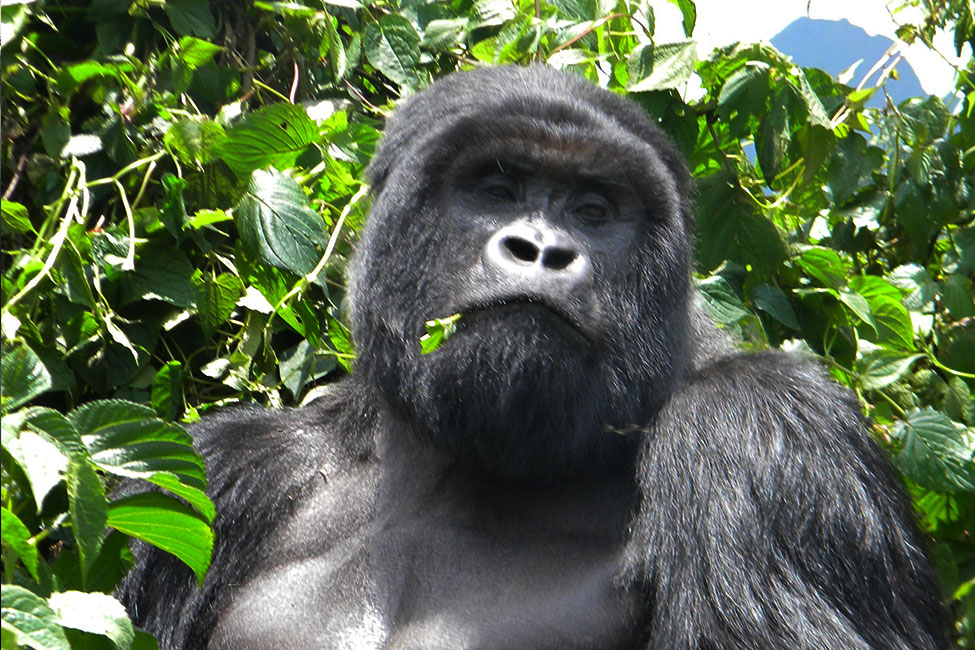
[350,66,695,481]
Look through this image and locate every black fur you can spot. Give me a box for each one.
[119,65,949,649]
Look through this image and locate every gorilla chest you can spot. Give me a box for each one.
[211,475,641,649]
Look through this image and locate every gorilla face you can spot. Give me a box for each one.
[351,66,695,481]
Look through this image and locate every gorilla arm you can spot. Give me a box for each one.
[117,387,373,650]
[627,351,949,650]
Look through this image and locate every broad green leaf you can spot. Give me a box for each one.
[165,0,215,37]
[1,200,33,233]
[215,103,317,177]
[69,400,206,489]
[176,36,223,69]
[696,276,750,326]
[420,314,462,354]
[796,248,846,290]
[55,243,96,308]
[19,430,69,510]
[421,18,468,51]
[750,284,799,330]
[1,342,52,414]
[280,340,337,399]
[364,15,422,87]
[235,169,329,277]
[717,63,768,120]
[0,585,70,650]
[794,70,831,129]
[144,471,215,523]
[855,350,923,391]
[941,274,975,320]
[838,289,876,331]
[0,507,40,581]
[66,457,108,579]
[19,407,86,456]
[628,40,697,92]
[129,246,197,307]
[888,263,937,311]
[48,592,134,650]
[108,492,213,585]
[871,297,916,350]
[193,272,244,338]
[894,409,975,493]
[694,172,787,278]
[849,275,902,307]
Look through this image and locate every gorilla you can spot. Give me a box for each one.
[119,65,950,649]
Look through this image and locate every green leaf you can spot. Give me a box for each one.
[838,288,876,331]
[0,507,40,581]
[17,430,69,510]
[165,0,215,37]
[1,200,33,233]
[696,276,750,325]
[129,246,197,308]
[164,118,225,166]
[421,18,468,51]
[19,407,86,456]
[176,36,223,69]
[0,585,70,650]
[888,263,936,311]
[151,361,184,421]
[235,169,329,277]
[364,15,422,87]
[70,400,206,487]
[871,297,916,350]
[942,274,975,320]
[321,11,348,79]
[894,409,975,493]
[756,88,789,180]
[796,247,846,290]
[193,272,244,338]
[1,342,52,414]
[667,0,696,36]
[750,284,799,330]
[107,492,213,585]
[694,172,787,277]
[48,591,134,649]
[420,313,462,354]
[855,350,923,391]
[628,40,697,92]
[143,471,215,523]
[215,103,317,177]
[66,457,108,579]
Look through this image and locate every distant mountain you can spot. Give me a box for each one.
[770,17,925,105]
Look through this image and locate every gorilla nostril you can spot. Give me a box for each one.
[541,247,577,271]
[503,236,540,264]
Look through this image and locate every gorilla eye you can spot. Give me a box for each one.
[478,175,519,202]
[572,195,613,225]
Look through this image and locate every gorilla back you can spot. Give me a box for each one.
[119,66,950,650]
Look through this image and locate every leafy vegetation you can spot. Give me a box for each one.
[1,0,973,646]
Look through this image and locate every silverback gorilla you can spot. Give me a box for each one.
[119,65,950,649]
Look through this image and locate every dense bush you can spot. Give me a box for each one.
[1,0,972,646]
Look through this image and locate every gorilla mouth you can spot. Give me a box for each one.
[462,296,592,344]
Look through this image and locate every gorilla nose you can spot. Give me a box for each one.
[484,223,591,286]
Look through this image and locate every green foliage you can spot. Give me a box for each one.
[1,0,973,646]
